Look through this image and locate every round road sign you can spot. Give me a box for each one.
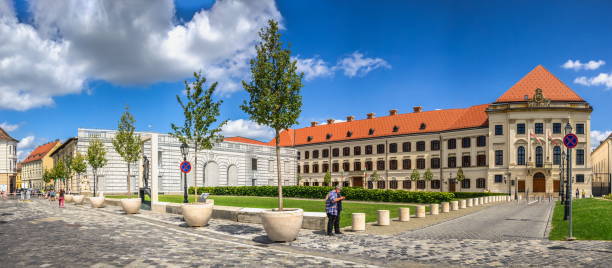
[180,161,192,173]
[563,134,578,149]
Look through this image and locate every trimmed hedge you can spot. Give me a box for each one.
[452,192,508,199]
[189,186,454,203]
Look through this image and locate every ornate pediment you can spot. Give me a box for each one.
[528,88,551,107]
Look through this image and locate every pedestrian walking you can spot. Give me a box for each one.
[325,186,345,236]
[58,189,65,208]
[575,188,579,199]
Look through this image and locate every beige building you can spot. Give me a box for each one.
[0,127,18,192]
[49,137,79,192]
[22,140,61,189]
[591,134,612,196]
[277,65,593,196]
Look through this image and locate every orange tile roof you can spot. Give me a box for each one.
[273,104,490,146]
[495,65,584,103]
[0,127,17,142]
[224,136,271,146]
[22,141,60,164]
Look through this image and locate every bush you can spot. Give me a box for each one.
[452,192,508,199]
[188,186,454,203]
[603,194,612,200]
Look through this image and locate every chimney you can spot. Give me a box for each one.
[311,121,318,127]
[367,113,375,119]
[346,116,354,122]
[413,106,422,113]
[327,119,335,124]
[389,109,398,116]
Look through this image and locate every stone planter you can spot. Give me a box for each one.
[399,208,410,222]
[182,203,214,227]
[89,196,105,208]
[377,210,390,225]
[65,194,73,203]
[261,208,304,242]
[120,198,142,214]
[352,213,366,231]
[73,195,84,205]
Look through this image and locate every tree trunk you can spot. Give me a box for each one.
[276,130,283,211]
[77,174,81,194]
[127,163,131,196]
[194,143,198,203]
[93,170,97,197]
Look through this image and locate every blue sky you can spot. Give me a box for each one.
[1,0,612,159]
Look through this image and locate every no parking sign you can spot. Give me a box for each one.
[180,161,192,173]
[563,134,578,149]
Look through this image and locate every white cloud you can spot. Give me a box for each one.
[0,122,18,132]
[221,119,274,141]
[335,52,391,77]
[16,135,36,161]
[562,59,605,71]
[0,0,281,110]
[591,130,612,148]
[574,72,612,89]
[295,56,333,81]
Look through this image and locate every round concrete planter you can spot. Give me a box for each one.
[181,203,214,227]
[120,198,142,214]
[260,208,304,242]
[73,195,84,205]
[89,196,105,208]
[64,194,73,203]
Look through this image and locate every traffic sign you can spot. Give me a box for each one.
[180,161,192,173]
[563,134,578,149]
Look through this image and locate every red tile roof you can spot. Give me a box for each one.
[273,104,490,146]
[224,136,271,146]
[22,141,60,164]
[496,65,584,103]
[0,127,17,142]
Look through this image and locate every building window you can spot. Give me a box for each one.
[431,180,441,189]
[377,144,385,154]
[354,161,361,171]
[495,125,503,135]
[477,136,486,147]
[389,160,398,170]
[251,158,258,170]
[416,141,426,151]
[535,123,544,134]
[431,158,440,169]
[332,148,339,157]
[365,161,373,171]
[322,163,329,173]
[322,149,329,158]
[332,181,339,186]
[402,142,411,152]
[389,143,398,153]
[417,180,426,189]
[461,178,471,189]
[390,180,398,189]
[517,146,526,165]
[313,182,319,186]
[367,181,373,189]
[495,150,503,166]
[402,159,411,169]
[343,181,350,187]
[535,146,543,167]
[462,155,471,167]
[576,123,585,134]
[448,156,456,168]
[576,174,585,183]
[297,152,301,160]
[377,160,385,170]
[517,123,526,134]
[553,146,561,165]
[416,158,426,169]
[402,180,412,189]
[303,165,310,174]
[343,147,350,156]
[297,166,300,173]
[354,146,361,156]
[494,175,503,183]
[365,145,373,155]
[553,123,561,134]
[448,139,456,149]
[476,178,486,189]
[576,149,585,165]
[304,182,310,186]
[332,163,339,172]
[431,140,440,151]
[462,137,471,148]
[313,164,319,173]
[377,181,386,189]
[343,162,350,172]
[477,154,487,166]
[313,150,319,159]
[305,151,310,159]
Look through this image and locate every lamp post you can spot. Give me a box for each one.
[564,123,575,240]
[504,176,511,197]
[180,142,189,204]
[560,149,565,203]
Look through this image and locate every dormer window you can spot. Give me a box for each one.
[392,126,399,132]
[307,136,313,142]
[326,133,332,140]
[346,131,353,137]
[419,123,426,130]
[368,128,375,135]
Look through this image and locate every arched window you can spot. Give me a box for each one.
[535,146,543,167]
[553,146,561,165]
[517,146,526,166]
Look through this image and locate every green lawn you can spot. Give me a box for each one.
[107,195,421,227]
[549,198,612,240]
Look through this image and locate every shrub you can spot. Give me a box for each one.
[452,192,507,199]
[603,194,612,200]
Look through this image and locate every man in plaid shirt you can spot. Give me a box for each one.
[325,186,345,236]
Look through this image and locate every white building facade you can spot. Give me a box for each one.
[0,127,18,192]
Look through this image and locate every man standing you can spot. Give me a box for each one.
[325,186,345,236]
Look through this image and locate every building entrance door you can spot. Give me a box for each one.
[352,177,363,188]
[533,172,546,192]
[518,180,525,192]
[553,180,560,193]
[449,179,456,192]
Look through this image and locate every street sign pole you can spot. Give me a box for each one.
[563,129,577,241]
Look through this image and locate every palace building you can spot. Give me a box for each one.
[277,65,593,196]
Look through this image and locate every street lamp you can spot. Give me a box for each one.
[180,142,189,204]
[564,123,575,240]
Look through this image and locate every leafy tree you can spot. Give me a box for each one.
[171,72,226,202]
[369,171,381,181]
[410,169,421,181]
[323,171,332,186]
[71,152,87,194]
[87,138,108,197]
[53,159,69,190]
[241,20,303,210]
[63,157,73,192]
[456,167,465,192]
[42,169,53,185]
[112,106,142,196]
[423,168,434,181]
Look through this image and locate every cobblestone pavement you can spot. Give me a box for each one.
[2,198,611,268]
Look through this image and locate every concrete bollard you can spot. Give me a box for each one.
[416,205,426,218]
[474,198,479,206]
[352,213,366,231]
[479,197,484,204]
[377,210,390,226]
[430,204,439,215]
[399,207,411,222]
[467,198,473,207]
[460,199,467,209]
[451,201,459,211]
[441,202,450,213]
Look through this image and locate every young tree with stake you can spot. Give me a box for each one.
[71,152,87,194]
[112,106,142,196]
[87,138,108,197]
